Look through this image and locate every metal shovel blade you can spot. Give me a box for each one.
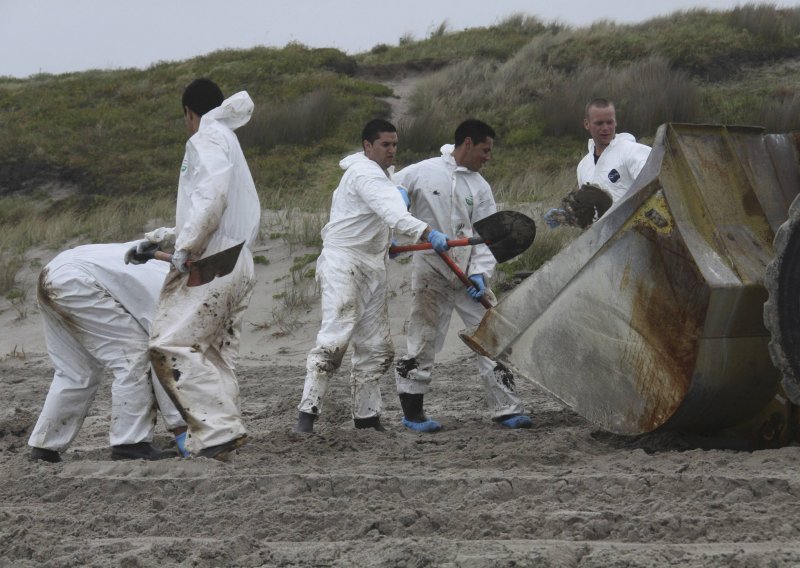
[186,241,245,287]
[474,210,537,263]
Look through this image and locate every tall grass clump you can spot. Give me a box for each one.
[0,251,25,295]
[407,58,498,118]
[396,112,452,162]
[755,92,800,133]
[238,89,345,149]
[273,208,327,249]
[725,3,800,43]
[538,57,700,139]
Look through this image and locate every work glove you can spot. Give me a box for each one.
[389,239,400,260]
[144,226,176,249]
[123,240,159,265]
[562,184,613,228]
[467,274,486,301]
[396,186,410,211]
[427,229,450,252]
[544,208,567,229]
[172,249,191,273]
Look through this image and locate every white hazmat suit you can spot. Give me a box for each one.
[147,91,260,454]
[577,132,651,203]
[393,145,526,419]
[298,151,428,421]
[29,243,185,452]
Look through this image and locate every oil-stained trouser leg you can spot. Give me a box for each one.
[395,266,454,395]
[30,269,161,449]
[299,258,392,419]
[349,282,394,420]
[150,253,254,454]
[453,288,526,419]
[29,308,105,451]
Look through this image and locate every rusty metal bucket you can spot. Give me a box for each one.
[460,124,800,437]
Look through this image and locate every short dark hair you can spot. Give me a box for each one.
[585,98,614,118]
[454,119,495,147]
[361,119,396,145]
[182,78,224,117]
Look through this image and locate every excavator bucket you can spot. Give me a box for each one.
[460,124,800,441]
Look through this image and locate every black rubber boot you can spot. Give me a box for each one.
[30,447,61,463]
[294,411,316,433]
[353,416,386,432]
[111,442,178,461]
[196,435,248,462]
[399,392,426,422]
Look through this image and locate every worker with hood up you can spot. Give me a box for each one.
[29,242,186,462]
[128,78,260,461]
[294,118,450,434]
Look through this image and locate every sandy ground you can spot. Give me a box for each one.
[2,224,800,567]
[2,77,800,565]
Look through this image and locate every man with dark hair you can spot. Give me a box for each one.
[545,98,651,228]
[128,78,261,461]
[392,119,532,432]
[294,118,450,434]
[181,78,224,116]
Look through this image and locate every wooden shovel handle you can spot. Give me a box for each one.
[389,237,485,254]
[435,251,493,310]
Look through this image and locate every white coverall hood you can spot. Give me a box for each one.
[174,91,261,260]
[320,151,427,265]
[393,144,496,280]
[199,91,254,131]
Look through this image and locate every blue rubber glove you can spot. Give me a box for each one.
[467,274,485,300]
[427,230,450,252]
[175,431,190,457]
[389,239,399,259]
[544,208,566,228]
[172,249,190,273]
[396,186,410,210]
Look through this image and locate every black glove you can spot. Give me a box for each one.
[123,241,159,265]
[562,184,613,228]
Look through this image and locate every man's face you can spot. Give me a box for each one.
[584,105,617,151]
[364,131,398,170]
[460,137,494,172]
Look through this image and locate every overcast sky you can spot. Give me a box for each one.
[0,0,794,78]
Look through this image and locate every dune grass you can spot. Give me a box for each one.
[2,4,800,298]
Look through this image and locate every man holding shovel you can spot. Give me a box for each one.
[393,119,532,432]
[294,118,450,434]
[131,78,260,460]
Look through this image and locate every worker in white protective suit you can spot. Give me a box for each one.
[545,98,651,228]
[29,243,186,463]
[130,78,260,461]
[393,119,532,432]
[294,118,451,434]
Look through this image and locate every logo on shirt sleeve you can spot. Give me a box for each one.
[608,169,621,183]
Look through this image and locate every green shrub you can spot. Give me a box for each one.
[238,89,345,149]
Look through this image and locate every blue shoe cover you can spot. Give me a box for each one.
[402,417,442,432]
[498,415,532,429]
[175,431,190,457]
